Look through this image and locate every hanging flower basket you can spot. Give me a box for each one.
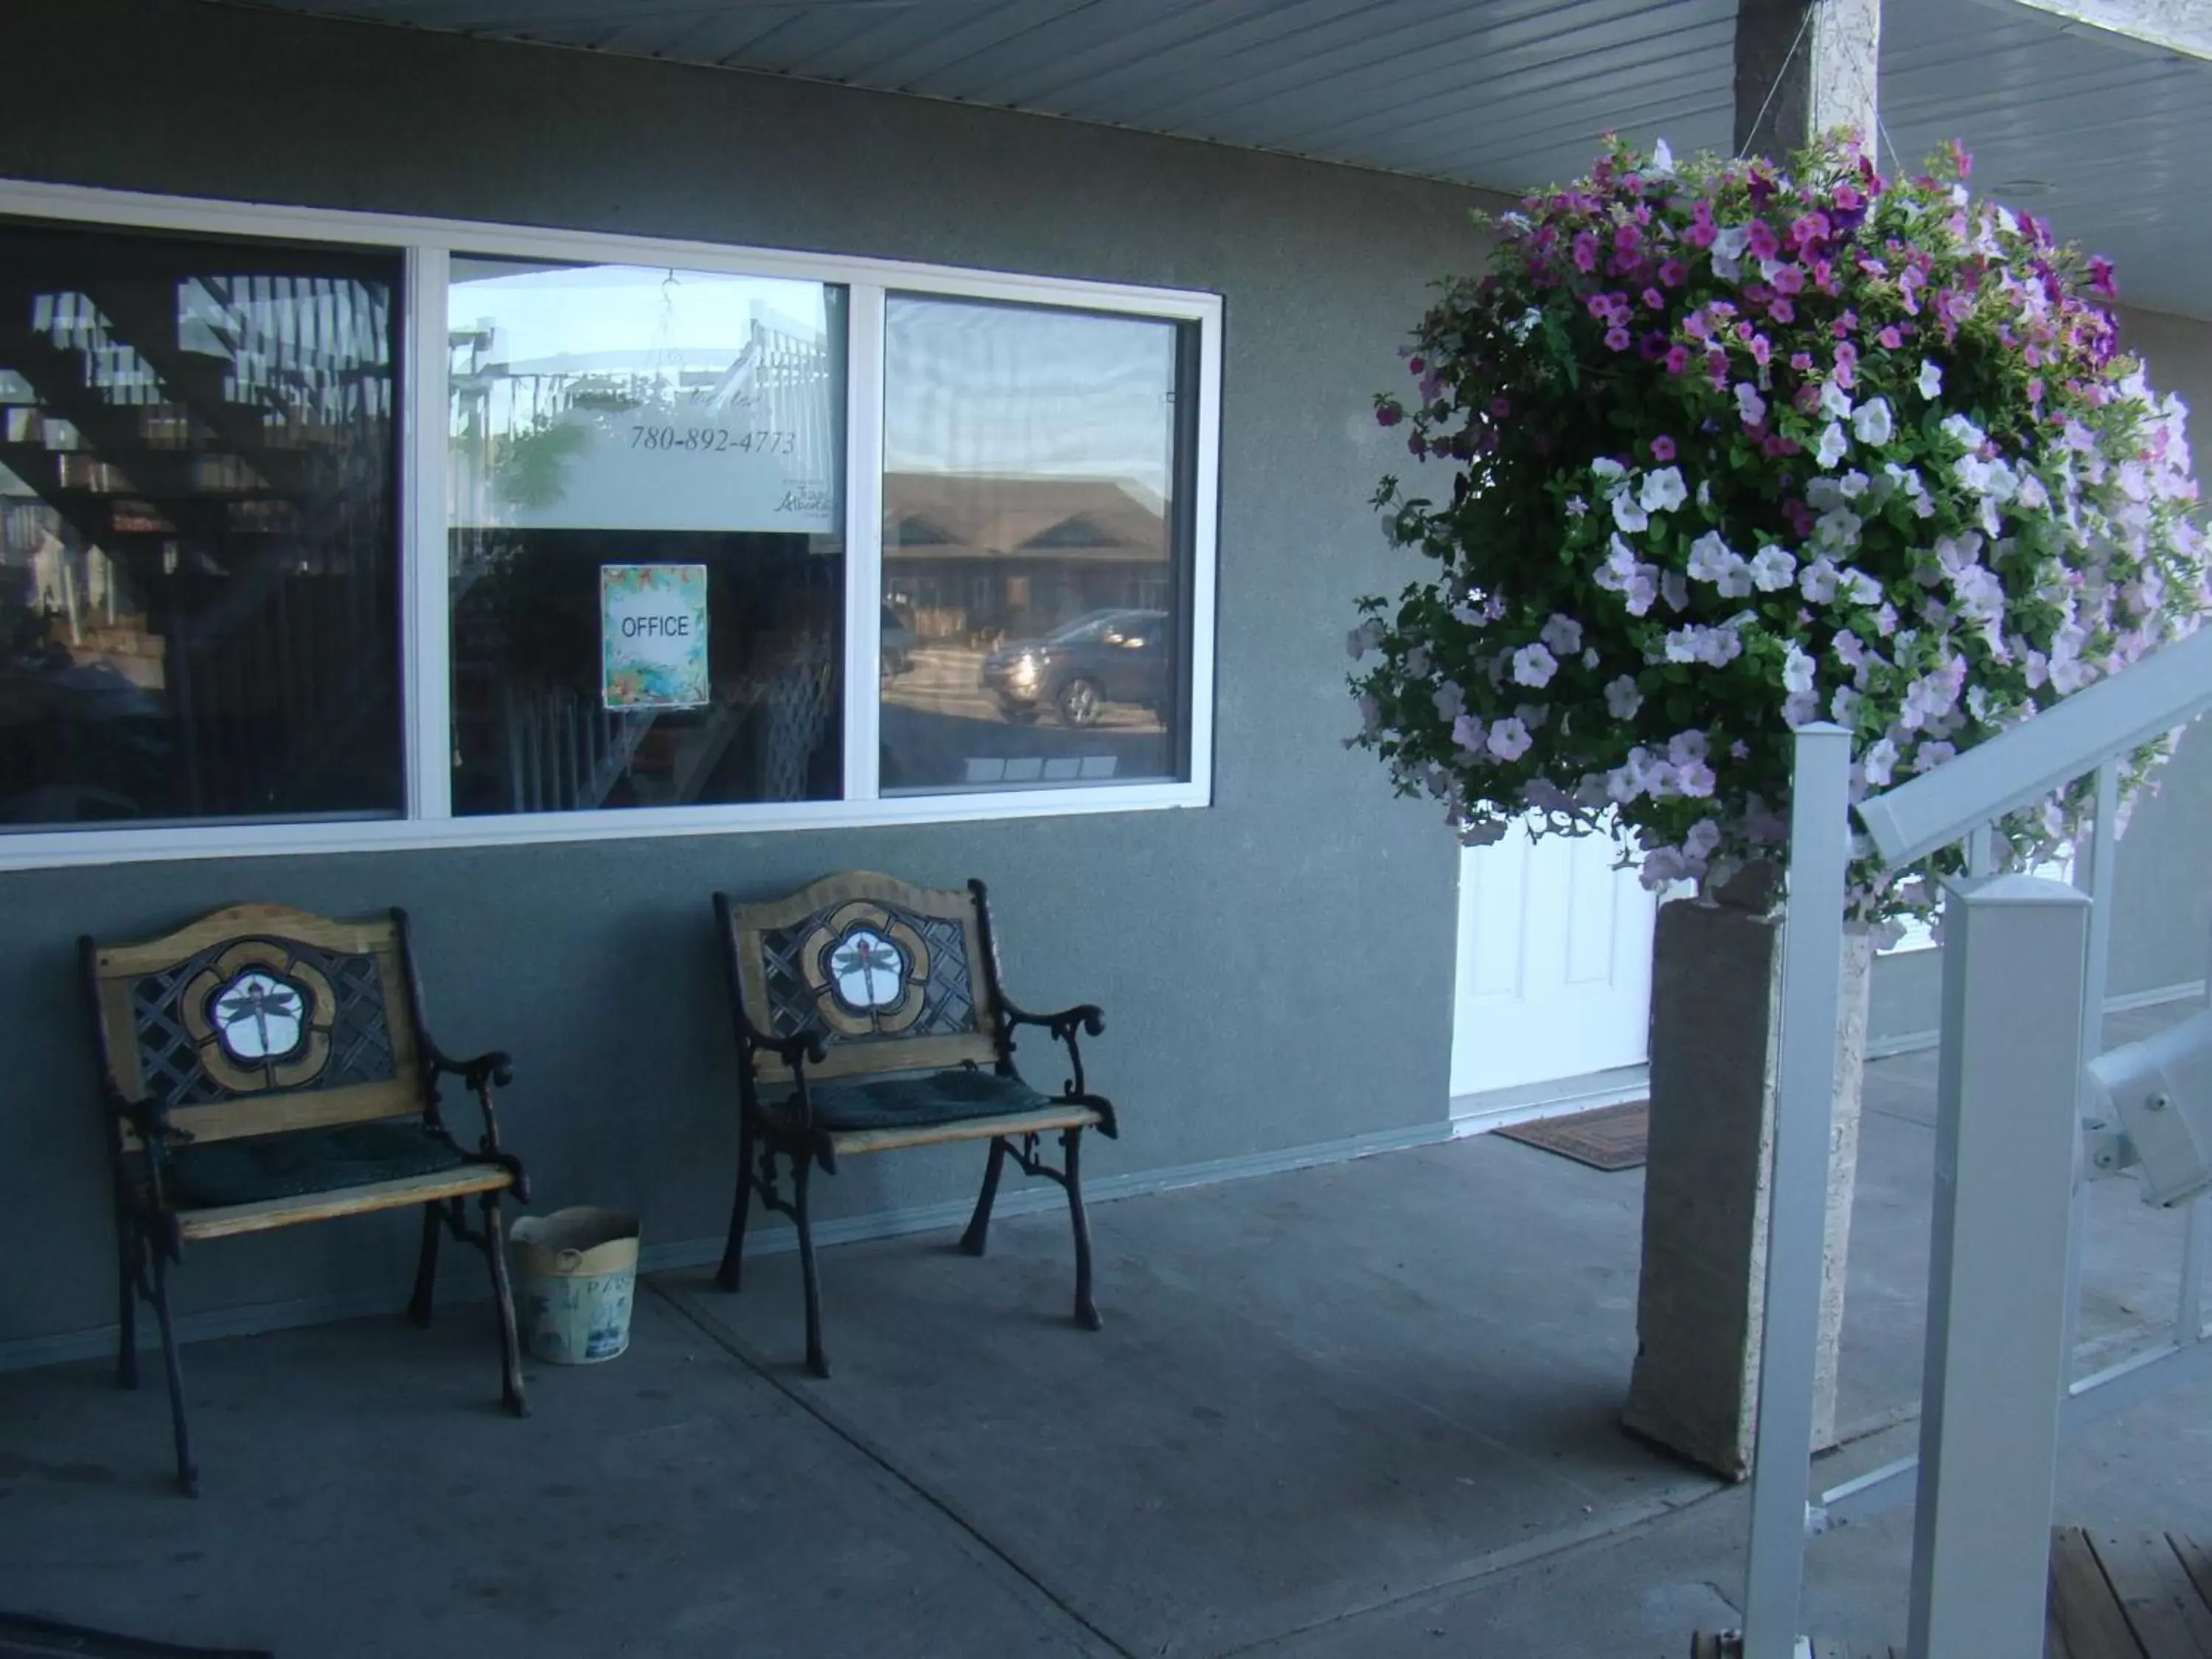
[1349,133,2205,922]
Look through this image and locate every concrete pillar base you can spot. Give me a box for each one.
[1622,877,1871,1481]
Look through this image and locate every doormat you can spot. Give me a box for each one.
[1494,1100,1649,1172]
[0,1613,269,1658]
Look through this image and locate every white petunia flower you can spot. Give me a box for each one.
[1486,717,1533,762]
[1640,466,1689,514]
[1851,397,1893,446]
[1604,675,1644,719]
[1820,380,1855,422]
[1781,642,1817,695]
[1940,411,1986,451]
[1750,546,1798,591]
[1540,613,1584,656]
[1511,643,1559,688]
[1816,422,1849,469]
[1917,359,1944,400]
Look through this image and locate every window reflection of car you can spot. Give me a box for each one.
[978,608,1168,727]
[880,605,917,684]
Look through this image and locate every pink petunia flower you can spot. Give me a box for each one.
[1573,231,1599,272]
[1877,326,1904,350]
[1658,258,1688,288]
[1747,220,1781,260]
[1650,435,1677,462]
[1605,325,1632,352]
[1665,344,1693,374]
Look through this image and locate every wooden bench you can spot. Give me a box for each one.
[713,872,1119,1376]
[82,902,531,1493]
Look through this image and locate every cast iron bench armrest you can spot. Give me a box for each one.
[736,1012,830,1071]
[425,1046,513,1093]
[734,1012,830,1130]
[1003,1001,1105,1040]
[1001,1000,1105,1097]
[420,1043,527,1196]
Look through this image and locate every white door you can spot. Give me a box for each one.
[1449,820,1658,1099]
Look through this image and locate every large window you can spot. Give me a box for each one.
[448,259,846,813]
[880,296,1197,794]
[0,220,402,828]
[0,183,1219,868]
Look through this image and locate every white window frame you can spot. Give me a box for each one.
[0,178,1222,870]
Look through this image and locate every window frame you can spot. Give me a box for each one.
[0,178,1222,870]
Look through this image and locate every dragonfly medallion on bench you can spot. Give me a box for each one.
[83,902,531,1494]
[714,872,1119,1376]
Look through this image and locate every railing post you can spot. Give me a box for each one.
[2062,758,2122,1364]
[1905,874,2091,1659]
[1741,723,1853,1659]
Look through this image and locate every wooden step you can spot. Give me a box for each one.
[1694,1528,2212,1659]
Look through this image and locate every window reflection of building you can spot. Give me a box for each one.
[882,473,1168,647]
[0,228,402,829]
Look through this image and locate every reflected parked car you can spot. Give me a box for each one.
[979,608,1168,727]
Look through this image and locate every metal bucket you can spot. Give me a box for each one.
[509,1206,639,1365]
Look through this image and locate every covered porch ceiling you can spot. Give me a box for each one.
[222,0,2212,319]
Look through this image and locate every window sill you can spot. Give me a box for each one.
[0,780,1208,872]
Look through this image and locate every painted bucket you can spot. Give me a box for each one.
[509,1206,639,1365]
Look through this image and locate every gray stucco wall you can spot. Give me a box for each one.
[1868,303,2212,1046]
[0,0,1481,1351]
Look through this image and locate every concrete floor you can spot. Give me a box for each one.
[4,1012,2210,1658]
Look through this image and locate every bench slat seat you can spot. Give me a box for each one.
[780,1068,1057,1134]
[176,1165,517,1242]
[156,1119,488,1211]
[823,1105,1105,1157]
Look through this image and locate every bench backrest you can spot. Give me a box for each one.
[717,872,1007,1082]
[83,902,425,1147]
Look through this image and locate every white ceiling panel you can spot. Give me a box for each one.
[209,0,2212,316]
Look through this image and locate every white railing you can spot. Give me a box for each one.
[1739,623,2212,1659]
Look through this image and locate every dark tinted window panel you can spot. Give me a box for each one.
[878,296,1197,795]
[0,220,403,828]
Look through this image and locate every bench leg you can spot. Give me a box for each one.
[149,1249,197,1497]
[116,1220,139,1391]
[408,1201,443,1328]
[792,1154,830,1379]
[959,1136,1009,1257]
[1062,1128,1101,1332]
[479,1191,529,1418]
[717,1115,757,1293]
